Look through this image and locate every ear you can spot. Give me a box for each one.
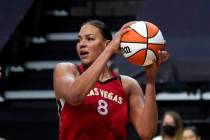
[104,40,111,47]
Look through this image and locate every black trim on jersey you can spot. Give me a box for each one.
[97,77,118,84]
[56,100,62,115]
[98,70,122,84]
[118,75,123,86]
[77,64,121,84]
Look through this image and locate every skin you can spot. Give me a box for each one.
[183,129,200,140]
[163,114,176,126]
[160,114,176,140]
[53,21,170,140]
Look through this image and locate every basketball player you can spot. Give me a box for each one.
[54,20,170,140]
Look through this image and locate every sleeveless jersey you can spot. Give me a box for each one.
[57,64,128,140]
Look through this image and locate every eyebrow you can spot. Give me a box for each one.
[78,34,94,38]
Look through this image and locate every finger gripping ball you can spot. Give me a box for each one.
[120,21,165,66]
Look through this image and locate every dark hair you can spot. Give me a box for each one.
[81,20,112,40]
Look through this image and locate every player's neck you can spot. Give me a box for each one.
[98,67,112,82]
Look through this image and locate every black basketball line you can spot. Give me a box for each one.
[121,41,147,44]
[148,42,165,45]
[148,28,160,38]
[124,23,163,65]
[127,48,147,59]
[131,27,147,39]
[147,48,158,62]
[147,43,165,62]
[148,43,165,46]
[144,22,149,64]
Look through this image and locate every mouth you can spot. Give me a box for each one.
[79,50,89,58]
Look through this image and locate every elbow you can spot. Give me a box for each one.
[69,99,83,106]
[140,132,155,140]
[140,133,155,140]
[65,94,83,106]
[137,127,157,140]
[63,86,88,106]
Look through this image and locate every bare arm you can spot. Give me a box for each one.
[53,22,135,105]
[125,51,170,139]
[122,76,157,140]
[53,47,113,105]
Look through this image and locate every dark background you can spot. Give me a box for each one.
[0,0,210,139]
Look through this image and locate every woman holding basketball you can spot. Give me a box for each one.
[54,20,170,140]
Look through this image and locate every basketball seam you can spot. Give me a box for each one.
[145,21,160,38]
[120,41,147,44]
[147,48,158,62]
[130,27,147,39]
[149,28,160,38]
[144,22,149,65]
[126,48,147,59]
[148,43,165,45]
[122,22,164,66]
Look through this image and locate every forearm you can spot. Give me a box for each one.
[65,48,113,105]
[141,79,158,137]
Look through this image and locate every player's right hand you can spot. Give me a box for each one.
[107,21,136,54]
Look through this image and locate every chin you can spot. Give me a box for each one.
[80,60,92,66]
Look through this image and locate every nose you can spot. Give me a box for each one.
[78,39,87,49]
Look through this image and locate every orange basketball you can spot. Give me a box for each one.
[120,21,166,66]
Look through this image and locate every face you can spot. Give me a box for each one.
[183,129,198,140]
[163,114,176,126]
[76,24,107,65]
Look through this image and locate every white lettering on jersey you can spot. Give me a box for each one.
[87,88,123,104]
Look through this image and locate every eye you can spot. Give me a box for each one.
[87,37,94,41]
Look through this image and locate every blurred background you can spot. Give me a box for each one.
[0,0,210,139]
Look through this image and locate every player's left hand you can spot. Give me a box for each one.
[157,50,170,66]
[144,50,170,81]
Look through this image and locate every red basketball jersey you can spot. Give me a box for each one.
[57,64,128,140]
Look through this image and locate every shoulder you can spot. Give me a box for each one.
[53,62,80,99]
[54,62,79,75]
[120,75,140,87]
[120,75,138,83]
[120,75,142,96]
[54,62,77,70]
